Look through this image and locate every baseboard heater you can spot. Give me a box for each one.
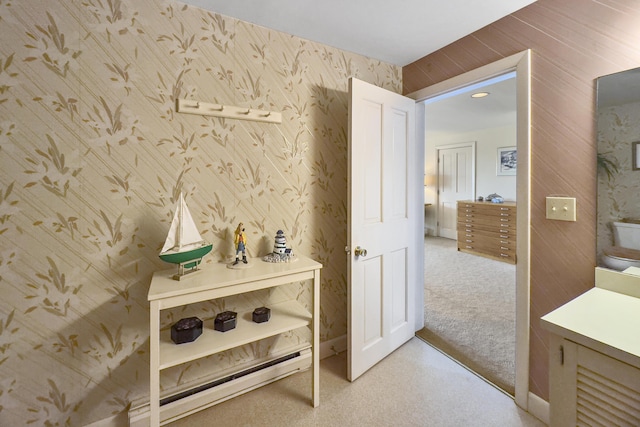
[129,348,311,426]
[160,351,301,406]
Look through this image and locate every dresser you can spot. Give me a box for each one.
[456,200,516,264]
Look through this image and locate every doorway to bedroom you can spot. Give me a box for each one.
[418,72,517,395]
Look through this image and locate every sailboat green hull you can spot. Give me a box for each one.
[159,243,213,269]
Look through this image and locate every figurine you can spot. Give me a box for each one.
[233,222,248,265]
[263,229,296,263]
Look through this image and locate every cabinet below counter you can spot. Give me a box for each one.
[541,286,640,426]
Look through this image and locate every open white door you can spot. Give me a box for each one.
[347,78,419,381]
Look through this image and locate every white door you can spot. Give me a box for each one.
[347,77,417,381]
[437,144,474,239]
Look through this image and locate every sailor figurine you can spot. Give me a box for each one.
[233,223,248,265]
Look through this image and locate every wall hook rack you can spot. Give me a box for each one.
[176,99,282,124]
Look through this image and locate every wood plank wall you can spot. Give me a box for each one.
[403,0,640,400]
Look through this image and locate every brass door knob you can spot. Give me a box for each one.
[354,246,368,257]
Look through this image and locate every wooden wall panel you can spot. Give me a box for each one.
[404,0,640,400]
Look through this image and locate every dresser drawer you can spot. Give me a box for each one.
[457,216,516,231]
[458,203,515,217]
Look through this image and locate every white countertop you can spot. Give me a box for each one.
[541,287,640,367]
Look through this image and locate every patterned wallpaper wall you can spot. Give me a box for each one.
[597,101,640,259]
[0,0,401,424]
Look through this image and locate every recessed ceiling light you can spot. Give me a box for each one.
[471,92,490,98]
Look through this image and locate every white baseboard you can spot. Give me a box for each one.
[320,334,347,359]
[527,392,550,425]
[128,349,311,426]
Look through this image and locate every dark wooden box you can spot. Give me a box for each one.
[171,317,203,344]
[252,307,271,323]
[214,311,237,332]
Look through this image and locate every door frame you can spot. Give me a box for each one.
[407,50,531,410]
[435,141,477,238]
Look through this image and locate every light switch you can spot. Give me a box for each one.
[546,196,577,221]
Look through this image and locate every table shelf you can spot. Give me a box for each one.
[159,300,311,370]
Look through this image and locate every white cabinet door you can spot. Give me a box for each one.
[549,336,640,426]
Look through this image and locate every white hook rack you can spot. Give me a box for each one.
[176,99,282,124]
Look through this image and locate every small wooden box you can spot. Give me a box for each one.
[214,311,237,332]
[171,317,203,344]
[252,307,271,323]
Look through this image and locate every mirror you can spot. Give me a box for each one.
[596,67,640,273]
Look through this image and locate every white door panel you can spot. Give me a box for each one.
[348,77,417,381]
[362,256,382,349]
[390,248,408,331]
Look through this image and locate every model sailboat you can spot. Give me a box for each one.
[159,193,213,279]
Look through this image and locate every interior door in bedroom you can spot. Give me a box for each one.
[347,77,419,381]
[436,143,474,240]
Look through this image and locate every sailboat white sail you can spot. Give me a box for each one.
[159,193,212,275]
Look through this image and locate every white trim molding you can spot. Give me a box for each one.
[407,49,532,411]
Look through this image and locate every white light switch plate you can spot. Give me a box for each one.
[546,196,577,221]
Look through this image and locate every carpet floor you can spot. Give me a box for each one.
[417,236,516,395]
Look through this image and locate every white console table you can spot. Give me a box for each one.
[147,256,321,426]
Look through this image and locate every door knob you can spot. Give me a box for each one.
[354,246,368,257]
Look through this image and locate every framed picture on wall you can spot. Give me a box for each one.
[633,141,640,171]
[497,146,517,176]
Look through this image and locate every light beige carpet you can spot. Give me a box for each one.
[417,236,515,395]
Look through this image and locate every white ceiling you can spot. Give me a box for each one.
[179,0,537,66]
[425,73,517,134]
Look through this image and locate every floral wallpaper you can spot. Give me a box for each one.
[597,101,640,260]
[0,0,402,424]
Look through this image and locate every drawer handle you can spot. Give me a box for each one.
[500,218,509,222]
[466,234,473,237]
[500,247,509,250]
[466,240,473,243]
[500,240,509,244]
[500,213,510,216]
[500,207,509,210]
[466,214,473,217]
[499,229,509,233]
[500,254,509,257]
[465,245,473,249]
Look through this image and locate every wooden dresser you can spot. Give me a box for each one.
[456,200,516,264]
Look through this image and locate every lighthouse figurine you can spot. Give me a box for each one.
[263,230,296,263]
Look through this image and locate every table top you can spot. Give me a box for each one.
[149,255,322,302]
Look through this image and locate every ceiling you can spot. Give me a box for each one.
[179,0,537,66]
[596,66,640,109]
[424,73,517,134]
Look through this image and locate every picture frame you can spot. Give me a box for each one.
[633,141,640,171]
[497,146,517,176]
